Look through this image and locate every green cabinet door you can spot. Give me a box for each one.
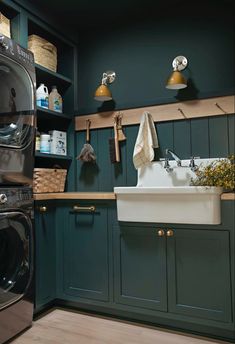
[114,225,167,311]
[167,229,232,322]
[62,203,109,302]
[34,202,56,311]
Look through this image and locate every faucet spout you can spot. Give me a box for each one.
[165,149,182,166]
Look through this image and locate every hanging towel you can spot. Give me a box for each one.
[133,111,159,169]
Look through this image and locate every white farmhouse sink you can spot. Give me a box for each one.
[114,158,223,225]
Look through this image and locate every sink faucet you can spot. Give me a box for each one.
[165,149,182,167]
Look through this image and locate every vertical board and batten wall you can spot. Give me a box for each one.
[75,114,235,191]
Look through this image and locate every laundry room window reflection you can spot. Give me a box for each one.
[0,54,34,149]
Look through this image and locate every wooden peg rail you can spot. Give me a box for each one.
[75,95,234,131]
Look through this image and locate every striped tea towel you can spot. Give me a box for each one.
[133,111,159,169]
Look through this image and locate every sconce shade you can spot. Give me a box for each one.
[166,71,187,89]
[94,84,112,101]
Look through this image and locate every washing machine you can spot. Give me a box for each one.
[0,187,34,344]
[0,34,36,186]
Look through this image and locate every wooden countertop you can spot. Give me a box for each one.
[221,193,235,201]
[34,192,116,200]
[34,192,235,201]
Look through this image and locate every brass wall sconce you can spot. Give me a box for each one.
[166,55,188,90]
[94,70,116,101]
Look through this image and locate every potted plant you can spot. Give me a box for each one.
[191,155,235,191]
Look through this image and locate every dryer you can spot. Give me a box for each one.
[0,34,36,186]
[0,187,34,344]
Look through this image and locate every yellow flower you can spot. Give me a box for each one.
[191,155,235,190]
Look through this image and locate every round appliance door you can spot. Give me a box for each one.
[0,211,33,310]
[0,53,35,149]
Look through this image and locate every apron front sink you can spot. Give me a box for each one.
[114,158,224,225]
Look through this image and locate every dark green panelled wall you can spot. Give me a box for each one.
[75,5,235,191]
[76,115,235,191]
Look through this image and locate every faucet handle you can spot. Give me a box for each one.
[164,157,173,172]
[189,156,199,171]
[164,157,170,165]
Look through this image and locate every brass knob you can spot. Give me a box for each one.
[157,229,165,237]
[166,229,174,237]
[39,206,47,213]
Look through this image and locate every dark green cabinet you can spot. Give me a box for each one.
[114,224,232,323]
[167,228,232,322]
[34,202,56,311]
[113,226,167,311]
[58,202,109,302]
[35,200,234,341]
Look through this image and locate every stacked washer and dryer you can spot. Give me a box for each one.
[0,33,36,343]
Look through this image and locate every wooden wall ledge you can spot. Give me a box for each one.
[75,95,234,131]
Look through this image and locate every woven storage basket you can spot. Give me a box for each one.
[33,168,67,193]
[28,34,57,72]
[0,12,11,38]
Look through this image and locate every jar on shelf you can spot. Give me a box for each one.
[40,134,51,153]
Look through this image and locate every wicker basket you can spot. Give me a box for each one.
[33,168,67,193]
[28,34,57,72]
[0,12,11,38]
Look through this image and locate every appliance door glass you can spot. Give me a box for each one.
[0,54,35,149]
[0,211,33,310]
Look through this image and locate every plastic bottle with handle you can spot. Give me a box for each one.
[49,86,63,113]
[36,83,49,109]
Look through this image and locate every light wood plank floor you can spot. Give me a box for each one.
[11,308,231,344]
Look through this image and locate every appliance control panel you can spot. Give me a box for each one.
[0,193,8,204]
[0,34,34,69]
[0,187,33,209]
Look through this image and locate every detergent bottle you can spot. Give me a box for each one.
[36,83,49,109]
[49,86,62,113]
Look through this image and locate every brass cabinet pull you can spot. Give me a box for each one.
[73,205,96,213]
[166,229,174,237]
[39,206,47,213]
[157,229,165,237]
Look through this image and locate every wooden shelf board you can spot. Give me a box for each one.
[75,95,234,131]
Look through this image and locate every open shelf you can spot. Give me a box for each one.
[35,64,72,93]
[28,18,74,79]
[0,2,19,20]
[0,1,20,42]
[36,106,72,120]
[36,106,72,132]
[35,152,73,160]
